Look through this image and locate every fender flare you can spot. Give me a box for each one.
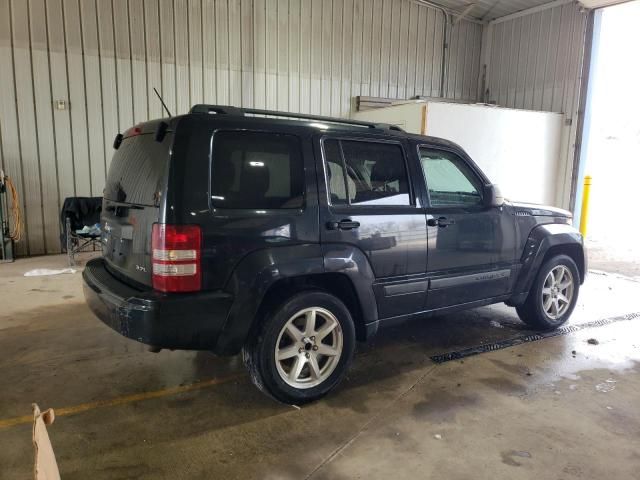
[216,244,325,354]
[321,243,379,325]
[511,223,585,303]
[216,243,379,354]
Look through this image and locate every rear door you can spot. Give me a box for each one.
[318,135,428,319]
[101,129,172,287]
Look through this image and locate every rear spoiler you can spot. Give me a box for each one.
[113,121,170,150]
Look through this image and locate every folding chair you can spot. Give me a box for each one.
[60,197,102,266]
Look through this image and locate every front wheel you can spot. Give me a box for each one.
[516,254,580,330]
[243,291,356,404]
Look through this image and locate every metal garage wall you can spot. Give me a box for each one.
[0,0,482,256]
[483,0,589,209]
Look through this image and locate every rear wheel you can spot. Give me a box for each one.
[243,291,356,404]
[516,254,580,330]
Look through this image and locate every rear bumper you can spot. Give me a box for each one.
[83,258,233,351]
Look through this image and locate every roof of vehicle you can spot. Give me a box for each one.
[173,104,463,151]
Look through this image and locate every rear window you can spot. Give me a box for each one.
[105,134,170,206]
[210,131,304,209]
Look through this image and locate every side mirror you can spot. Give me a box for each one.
[483,184,504,208]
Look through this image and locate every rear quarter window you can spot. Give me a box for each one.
[210,131,304,209]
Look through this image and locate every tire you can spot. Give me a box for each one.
[516,254,580,330]
[242,290,356,404]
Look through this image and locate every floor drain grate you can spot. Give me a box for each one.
[430,312,640,364]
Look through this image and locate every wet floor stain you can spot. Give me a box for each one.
[412,390,480,423]
[489,358,531,376]
[562,463,584,477]
[480,376,528,395]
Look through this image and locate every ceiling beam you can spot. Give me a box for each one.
[489,0,577,25]
[453,3,477,24]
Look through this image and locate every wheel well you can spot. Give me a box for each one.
[542,243,585,283]
[255,274,367,341]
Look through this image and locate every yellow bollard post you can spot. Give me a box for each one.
[579,175,592,237]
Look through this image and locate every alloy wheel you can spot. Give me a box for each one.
[541,265,574,320]
[274,307,343,389]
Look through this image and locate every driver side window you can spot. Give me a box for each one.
[419,148,482,207]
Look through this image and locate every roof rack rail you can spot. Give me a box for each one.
[188,104,404,132]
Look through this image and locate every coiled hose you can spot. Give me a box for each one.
[3,175,23,242]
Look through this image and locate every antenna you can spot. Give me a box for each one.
[153,87,172,117]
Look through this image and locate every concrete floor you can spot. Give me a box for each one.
[586,239,640,280]
[1,253,639,479]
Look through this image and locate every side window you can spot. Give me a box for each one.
[324,139,410,206]
[323,139,350,205]
[419,148,482,207]
[211,131,304,209]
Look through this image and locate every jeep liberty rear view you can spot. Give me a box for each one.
[83,105,586,403]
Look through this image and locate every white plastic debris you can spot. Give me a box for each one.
[595,380,616,393]
[512,451,532,458]
[434,434,442,440]
[24,268,76,277]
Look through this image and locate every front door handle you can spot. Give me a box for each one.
[427,217,455,228]
[327,219,361,231]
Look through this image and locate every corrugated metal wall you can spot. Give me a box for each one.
[0,0,482,256]
[484,1,589,208]
[486,2,588,113]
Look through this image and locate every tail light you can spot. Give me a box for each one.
[152,224,201,292]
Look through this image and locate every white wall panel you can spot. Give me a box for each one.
[129,0,148,124]
[13,0,46,255]
[30,0,60,253]
[355,101,564,205]
[81,0,107,198]
[0,0,28,256]
[144,0,163,119]
[113,0,134,130]
[64,0,91,198]
[0,0,483,255]
[47,0,75,216]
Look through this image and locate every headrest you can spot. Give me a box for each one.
[370,160,402,183]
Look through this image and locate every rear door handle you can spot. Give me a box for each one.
[327,219,361,231]
[427,217,455,228]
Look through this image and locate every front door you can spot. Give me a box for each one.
[418,146,516,310]
[318,136,428,319]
